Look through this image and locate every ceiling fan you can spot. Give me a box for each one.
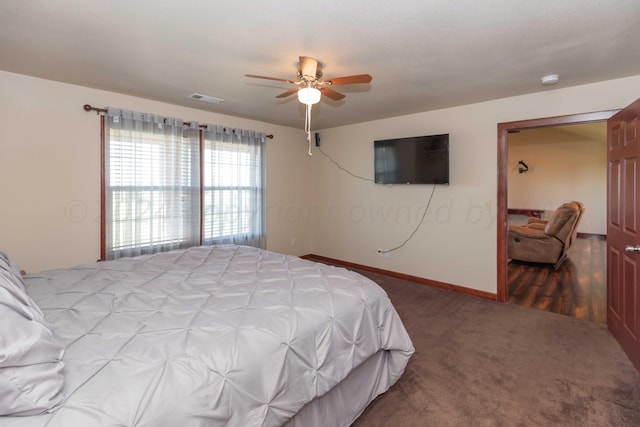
[245,56,372,102]
[246,56,372,155]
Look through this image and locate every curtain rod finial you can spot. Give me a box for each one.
[84,104,107,115]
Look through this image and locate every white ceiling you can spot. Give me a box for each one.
[2,0,640,130]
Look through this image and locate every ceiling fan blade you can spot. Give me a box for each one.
[321,87,346,101]
[275,88,299,98]
[245,74,296,84]
[325,74,372,86]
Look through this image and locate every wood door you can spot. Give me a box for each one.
[607,98,640,372]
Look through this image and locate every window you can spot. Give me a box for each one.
[202,126,266,248]
[103,109,265,260]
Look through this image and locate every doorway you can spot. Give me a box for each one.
[496,110,619,305]
[505,124,607,321]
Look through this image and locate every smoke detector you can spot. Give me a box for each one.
[540,74,559,86]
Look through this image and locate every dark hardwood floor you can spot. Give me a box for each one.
[508,236,606,323]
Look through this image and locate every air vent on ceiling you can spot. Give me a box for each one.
[188,93,224,104]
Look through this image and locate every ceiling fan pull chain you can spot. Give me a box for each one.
[306,104,313,156]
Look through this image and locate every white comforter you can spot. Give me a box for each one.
[2,245,414,426]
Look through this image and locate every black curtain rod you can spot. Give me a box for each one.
[83,104,274,139]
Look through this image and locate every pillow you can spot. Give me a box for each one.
[0,252,25,291]
[0,252,65,416]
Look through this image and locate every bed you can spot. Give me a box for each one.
[0,245,414,426]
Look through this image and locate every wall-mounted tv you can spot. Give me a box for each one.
[374,134,449,184]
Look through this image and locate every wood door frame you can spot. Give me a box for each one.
[496,110,619,302]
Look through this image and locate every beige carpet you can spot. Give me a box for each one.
[340,266,640,426]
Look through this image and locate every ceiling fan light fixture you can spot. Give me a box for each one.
[298,87,321,105]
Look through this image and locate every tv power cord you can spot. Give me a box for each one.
[316,144,437,254]
[377,183,436,254]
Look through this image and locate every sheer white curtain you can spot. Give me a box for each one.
[104,108,201,260]
[202,125,266,248]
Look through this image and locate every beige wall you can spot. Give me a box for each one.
[3,69,639,293]
[309,76,640,294]
[0,70,312,273]
[508,127,606,235]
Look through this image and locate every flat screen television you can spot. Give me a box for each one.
[374,134,449,184]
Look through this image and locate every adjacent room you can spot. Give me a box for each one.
[1,1,640,426]
[506,123,607,322]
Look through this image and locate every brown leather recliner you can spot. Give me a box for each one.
[508,201,584,268]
